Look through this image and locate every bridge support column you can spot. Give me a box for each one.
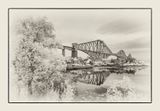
[62,48,65,56]
[72,43,78,58]
[72,48,78,58]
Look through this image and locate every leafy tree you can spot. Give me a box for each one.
[13,17,67,98]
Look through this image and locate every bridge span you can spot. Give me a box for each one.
[58,40,124,60]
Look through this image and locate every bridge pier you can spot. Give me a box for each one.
[62,48,65,56]
[72,48,78,58]
[72,43,78,58]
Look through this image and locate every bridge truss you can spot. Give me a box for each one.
[74,40,114,60]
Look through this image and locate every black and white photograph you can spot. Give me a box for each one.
[9,8,152,103]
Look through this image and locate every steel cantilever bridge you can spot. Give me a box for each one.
[59,40,120,60]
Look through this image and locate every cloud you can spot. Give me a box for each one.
[115,37,150,49]
[97,19,144,35]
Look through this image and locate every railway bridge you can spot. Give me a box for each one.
[59,40,124,60]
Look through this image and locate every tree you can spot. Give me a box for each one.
[13,17,67,98]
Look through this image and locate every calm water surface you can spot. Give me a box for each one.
[71,66,151,102]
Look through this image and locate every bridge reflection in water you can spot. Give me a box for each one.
[78,71,110,85]
[69,67,138,86]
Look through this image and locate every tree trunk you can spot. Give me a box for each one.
[28,79,33,95]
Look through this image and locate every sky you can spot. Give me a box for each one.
[10,9,151,63]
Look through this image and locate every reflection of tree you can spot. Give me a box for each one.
[13,17,67,98]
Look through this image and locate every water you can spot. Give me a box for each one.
[10,65,151,102]
[70,66,151,102]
